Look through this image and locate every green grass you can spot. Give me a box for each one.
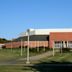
[8,50,72,64]
[1,48,72,64]
[0,48,24,62]
[0,51,72,72]
[0,48,47,62]
[0,52,72,72]
[39,52,72,63]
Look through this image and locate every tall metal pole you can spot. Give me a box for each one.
[43,41,45,52]
[26,29,30,64]
[21,39,23,56]
[23,41,25,52]
[11,39,13,52]
[53,41,55,56]
[60,41,63,54]
[37,41,39,52]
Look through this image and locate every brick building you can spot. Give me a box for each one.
[4,28,72,49]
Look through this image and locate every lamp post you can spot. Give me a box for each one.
[37,41,39,52]
[11,39,13,52]
[21,39,23,56]
[53,41,55,56]
[60,41,63,54]
[26,29,30,64]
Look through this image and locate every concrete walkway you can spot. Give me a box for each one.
[19,51,53,61]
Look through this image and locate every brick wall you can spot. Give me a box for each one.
[50,32,72,48]
[5,41,49,48]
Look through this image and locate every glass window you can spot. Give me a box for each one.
[68,41,72,48]
[54,41,62,48]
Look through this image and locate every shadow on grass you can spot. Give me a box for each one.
[23,61,72,72]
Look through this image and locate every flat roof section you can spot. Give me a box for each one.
[20,28,72,37]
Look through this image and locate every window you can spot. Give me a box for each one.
[68,41,72,48]
[54,41,62,48]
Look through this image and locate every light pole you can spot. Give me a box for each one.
[23,41,25,52]
[26,29,30,64]
[60,41,63,54]
[11,39,13,52]
[37,41,39,52]
[53,41,55,56]
[21,39,23,56]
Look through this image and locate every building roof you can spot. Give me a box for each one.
[15,35,49,41]
[20,28,72,37]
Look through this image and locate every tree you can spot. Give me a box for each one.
[0,38,10,43]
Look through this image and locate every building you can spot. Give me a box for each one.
[4,28,72,49]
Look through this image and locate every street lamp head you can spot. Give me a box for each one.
[27,29,30,32]
[27,29,30,35]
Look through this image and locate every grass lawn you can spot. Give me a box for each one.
[0,52,72,72]
[0,48,48,62]
[0,48,26,62]
[39,52,72,63]
[15,50,72,64]
[0,48,72,72]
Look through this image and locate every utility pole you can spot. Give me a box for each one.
[26,29,30,64]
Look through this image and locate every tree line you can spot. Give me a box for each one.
[0,38,10,43]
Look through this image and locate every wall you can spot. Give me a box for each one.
[5,41,49,48]
[50,32,72,48]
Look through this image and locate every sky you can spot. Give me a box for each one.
[0,0,72,40]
